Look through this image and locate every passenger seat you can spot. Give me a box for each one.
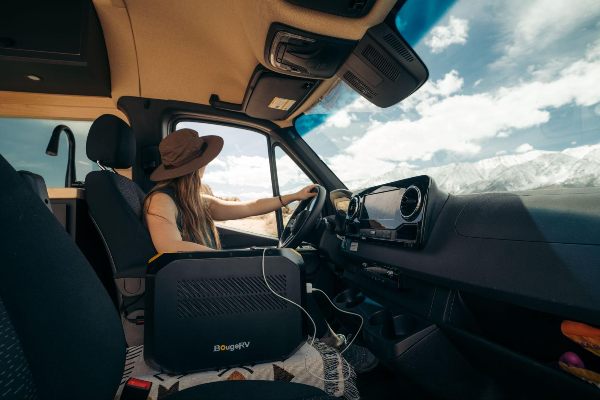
[18,170,52,211]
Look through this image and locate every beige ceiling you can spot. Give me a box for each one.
[0,0,396,124]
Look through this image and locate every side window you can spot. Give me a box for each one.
[274,146,313,226]
[175,121,277,237]
[0,117,96,187]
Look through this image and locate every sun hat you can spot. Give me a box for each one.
[150,128,224,181]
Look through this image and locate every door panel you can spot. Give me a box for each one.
[217,225,278,249]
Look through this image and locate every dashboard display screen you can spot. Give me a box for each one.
[360,188,405,229]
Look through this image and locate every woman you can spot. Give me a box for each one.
[144,128,317,252]
[144,128,367,362]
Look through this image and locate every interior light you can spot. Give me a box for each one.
[26,74,42,81]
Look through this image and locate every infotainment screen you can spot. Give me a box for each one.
[360,188,405,229]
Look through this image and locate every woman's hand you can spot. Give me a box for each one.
[206,184,320,221]
[291,184,319,202]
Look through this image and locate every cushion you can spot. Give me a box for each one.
[117,341,358,400]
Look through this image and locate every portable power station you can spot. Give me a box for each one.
[144,249,304,373]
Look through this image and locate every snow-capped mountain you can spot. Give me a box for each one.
[353,143,600,194]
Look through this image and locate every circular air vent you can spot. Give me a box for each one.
[347,196,360,220]
[400,186,422,220]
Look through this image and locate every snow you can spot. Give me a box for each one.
[354,143,600,194]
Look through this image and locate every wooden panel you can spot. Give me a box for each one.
[48,188,85,200]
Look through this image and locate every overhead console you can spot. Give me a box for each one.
[285,0,378,18]
[344,175,447,249]
[264,23,356,79]
[210,24,357,120]
[211,7,429,120]
[338,23,428,107]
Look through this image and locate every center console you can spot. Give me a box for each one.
[343,175,446,249]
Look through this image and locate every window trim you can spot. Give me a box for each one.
[272,143,316,233]
[169,114,335,235]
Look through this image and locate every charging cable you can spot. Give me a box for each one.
[306,283,364,355]
[261,248,365,384]
[261,248,316,346]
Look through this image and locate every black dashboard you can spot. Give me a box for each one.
[337,175,600,325]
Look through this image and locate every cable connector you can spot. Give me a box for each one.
[306,282,314,294]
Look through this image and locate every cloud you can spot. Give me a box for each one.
[495,0,600,65]
[430,70,464,97]
[202,154,310,199]
[275,155,312,190]
[325,109,355,128]
[515,143,534,153]
[424,16,469,54]
[203,155,271,189]
[400,70,464,111]
[325,40,600,186]
[209,158,227,169]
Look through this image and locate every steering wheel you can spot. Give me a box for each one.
[279,185,327,248]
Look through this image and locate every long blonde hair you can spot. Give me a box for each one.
[145,169,221,249]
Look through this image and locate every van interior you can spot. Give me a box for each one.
[1,0,600,399]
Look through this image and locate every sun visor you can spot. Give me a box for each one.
[210,67,318,121]
[337,23,428,108]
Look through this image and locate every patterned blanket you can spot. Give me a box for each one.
[116,340,359,400]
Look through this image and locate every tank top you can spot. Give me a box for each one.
[148,186,217,249]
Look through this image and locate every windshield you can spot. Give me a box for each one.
[296,0,600,193]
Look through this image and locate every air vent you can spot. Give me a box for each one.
[383,33,414,62]
[343,71,376,99]
[362,45,400,81]
[176,275,288,318]
[400,185,422,220]
[347,196,360,219]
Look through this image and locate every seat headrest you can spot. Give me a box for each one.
[86,114,135,169]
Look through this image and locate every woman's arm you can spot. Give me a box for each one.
[145,192,213,253]
[207,184,318,221]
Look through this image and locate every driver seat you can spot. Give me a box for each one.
[0,153,336,400]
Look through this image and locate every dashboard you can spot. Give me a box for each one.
[327,175,600,398]
[332,175,600,326]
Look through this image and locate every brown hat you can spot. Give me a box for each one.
[150,128,224,181]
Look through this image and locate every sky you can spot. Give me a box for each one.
[298,0,600,190]
[0,118,95,187]
[2,0,599,198]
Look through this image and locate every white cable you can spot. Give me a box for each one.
[261,248,316,346]
[261,248,364,383]
[303,287,364,383]
[311,288,364,355]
